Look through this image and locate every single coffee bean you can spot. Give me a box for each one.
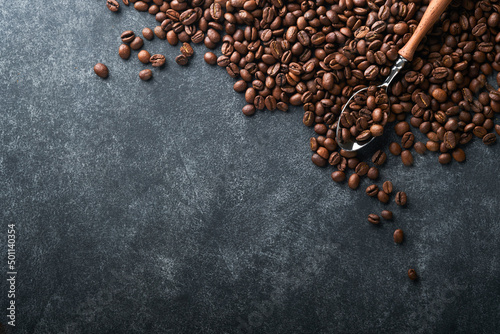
[381,210,393,220]
[93,63,109,78]
[118,44,131,60]
[401,150,413,166]
[121,30,135,44]
[372,150,387,166]
[389,142,402,156]
[368,214,380,225]
[331,171,346,183]
[482,133,497,145]
[393,229,404,244]
[138,50,151,64]
[401,132,415,149]
[175,54,189,66]
[348,174,360,190]
[395,191,407,206]
[452,148,466,162]
[367,167,379,180]
[107,0,120,12]
[150,54,166,67]
[438,153,452,164]
[413,142,426,155]
[408,269,417,281]
[130,36,144,50]
[312,154,327,167]
[495,124,500,136]
[180,43,194,57]
[204,52,217,65]
[242,104,256,116]
[394,122,410,136]
[139,69,152,81]
[142,28,154,40]
[365,184,379,197]
[382,181,393,194]
[377,190,389,204]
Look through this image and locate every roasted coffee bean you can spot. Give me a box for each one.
[242,104,255,116]
[377,190,389,204]
[408,269,418,281]
[331,171,346,183]
[150,54,166,67]
[107,0,120,12]
[414,142,426,155]
[142,28,154,40]
[121,30,135,44]
[372,150,387,166]
[368,214,380,225]
[365,185,379,197]
[118,44,131,60]
[389,142,402,156]
[138,50,151,64]
[348,174,360,190]
[367,167,379,180]
[401,150,413,166]
[130,36,144,50]
[139,69,152,81]
[204,52,217,65]
[401,132,415,149]
[381,210,393,220]
[175,54,189,66]
[94,63,109,78]
[395,192,407,206]
[452,148,466,162]
[483,133,497,145]
[180,43,194,57]
[438,153,452,164]
[382,181,393,195]
[393,229,404,244]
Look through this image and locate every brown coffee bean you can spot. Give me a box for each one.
[130,36,144,50]
[389,142,402,156]
[118,44,131,60]
[366,184,379,197]
[107,0,120,12]
[401,150,413,166]
[368,214,380,225]
[393,229,404,244]
[142,28,154,40]
[381,210,393,220]
[382,181,393,194]
[175,54,189,66]
[401,132,415,149]
[331,171,346,183]
[150,54,166,67]
[312,154,327,167]
[394,121,410,136]
[377,190,389,204]
[483,133,497,145]
[138,50,151,64]
[452,148,466,162]
[121,30,135,44]
[180,43,194,57]
[93,63,109,78]
[408,269,417,281]
[413,142,426,155]
[367,167,379,180]
[372,150,387,166]
[139,69,152,81]
[438,153,452,164]
[395,191,407,206]
[204,52,217,65]
[242,104,256,116]
[348,174,360,190]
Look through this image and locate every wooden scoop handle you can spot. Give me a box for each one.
[398,0,453,61]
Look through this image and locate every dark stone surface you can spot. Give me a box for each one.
[1,2,499,334]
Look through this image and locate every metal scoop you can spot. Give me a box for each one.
[337,0,453,151]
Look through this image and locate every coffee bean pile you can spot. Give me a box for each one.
[101,0,500,279]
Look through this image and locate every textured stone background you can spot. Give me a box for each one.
[0,1,499,333]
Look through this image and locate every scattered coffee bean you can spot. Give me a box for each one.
[381,210,393,220]
[393,229,404,244]
[121,30,135,44]
[93,63,109,78]
[372,150,387,166]
[204,52,217,65]
[365,185,379,197]
[138,50,151,64]
[395,192,407,206]
[130,36,144,50]
[180,43,194,57]
[348,174,360,190]
[139,69,152,81]
[142,27,154,40]
[401,150,414,167]
[368,214,380,225]
[389,142,402,156]
[150,54,166,67]
[118,44,131,60]
[377,190,389,204]
[106,0,120,12]
[331,171,346,183]
[408,269,418,281]
[382,181,393,195]
[175,54,189,66]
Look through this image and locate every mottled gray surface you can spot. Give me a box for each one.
[0,1,499,334]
